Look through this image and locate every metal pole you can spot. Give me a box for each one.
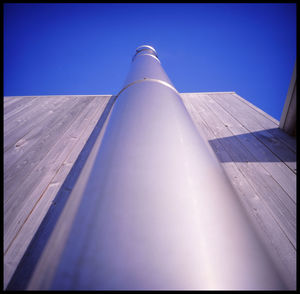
[29,45,285,290]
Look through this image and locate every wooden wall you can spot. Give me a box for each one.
[3,95,116,288]
[3,92,296,289]
[180,92,296,289]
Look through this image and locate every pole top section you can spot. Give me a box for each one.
[132,45,158,62]
[136,45,157,54]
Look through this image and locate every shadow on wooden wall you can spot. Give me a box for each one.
[6,95,117,290]
[208,128,296,164]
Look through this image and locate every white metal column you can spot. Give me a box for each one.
[28,45,285,290]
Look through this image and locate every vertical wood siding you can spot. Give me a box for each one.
[3,92,296,290]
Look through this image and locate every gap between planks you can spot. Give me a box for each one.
[4,97,110,254]
[180,94,296,289]
[203,94,296,203]
[4,96,116,290]
[208,93,296,173]
[185,94,296,247]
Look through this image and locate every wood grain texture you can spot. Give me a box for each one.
[180,92,296,289]
[4,96,36,114]
[25,99,116,291]
[232,92,296,152]
[4,96,71,150]
[3,95,114,289]
[181,94,296,246]
[205,94,296,202]
[3,92,296,290]
[208,93,296,173]
[4,96,98,250]
[4,96,39,121]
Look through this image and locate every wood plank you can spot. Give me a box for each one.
[4,92,296,290]
[3,182,60,290]
[4,96,74,174]
[3,96,99,252]
[4,96,35,116]
[232,92,280,125]
[233,92,296,152]
[225,92,296,154]
[180,93,296,289]
[4,96,40,121]
[4,96,62,136]
[4,96,113,257]
[202,94,296,203]
[4,96,73,151]
[26,99,116,291]
[4,96,33,113]
[3,96,84,201]
[181,93,295,247]
[4,97,87,230]
[4,96,113,289]
[209,93,296,173]
[3,96,110,204]
[5,96,116,290]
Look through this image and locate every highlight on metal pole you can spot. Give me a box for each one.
[23,45,286,291]
[132,44,159,62]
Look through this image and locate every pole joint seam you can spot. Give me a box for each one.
[115,78,178,99]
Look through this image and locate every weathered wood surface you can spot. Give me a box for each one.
[208,92,296,172]
[180,92,296,289]
[3,95,115,289]
[3,92,296,290]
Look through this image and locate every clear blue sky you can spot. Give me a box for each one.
[4,3,296,120]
